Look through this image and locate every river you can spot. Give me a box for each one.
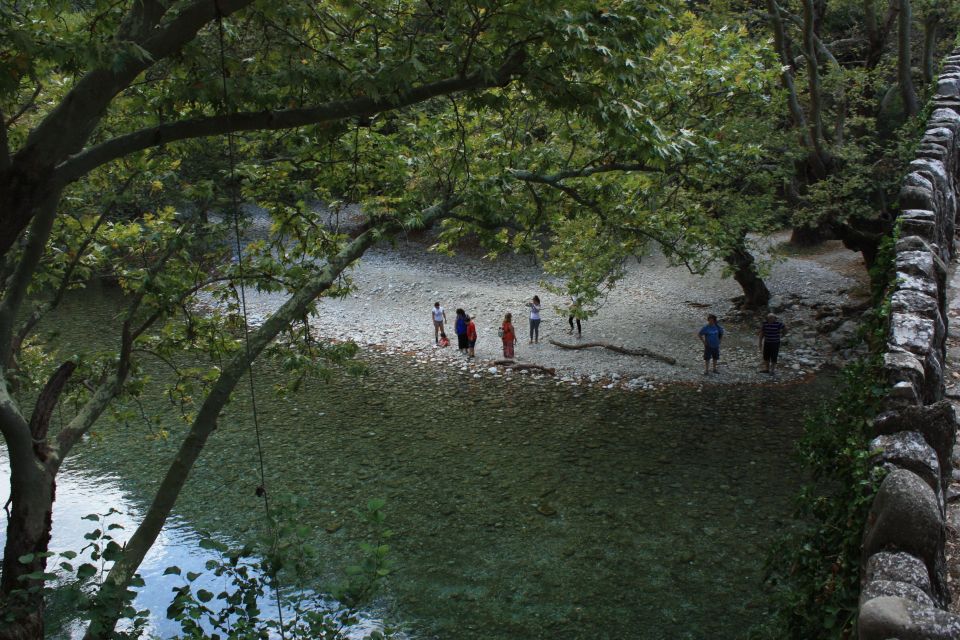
[2,287,831,638]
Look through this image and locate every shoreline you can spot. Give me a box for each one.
[236,231,871,391]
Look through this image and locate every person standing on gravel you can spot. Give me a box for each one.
[698,314,724,375]
[759,313,786,375]
[526,296,542,344]
[568,295,582,337]
[500,313,517,359]
[466,315,478,358]
[454,308,469,354]
[431,301,447,345]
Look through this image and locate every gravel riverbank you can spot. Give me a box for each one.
[237,231,871,391]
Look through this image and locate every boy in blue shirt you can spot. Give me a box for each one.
[698,314,724,375]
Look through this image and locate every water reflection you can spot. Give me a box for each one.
[0,452,215,638]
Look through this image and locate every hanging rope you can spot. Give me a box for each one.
[212,3,286,635]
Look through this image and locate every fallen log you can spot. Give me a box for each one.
[548,340,676,365]
[492,360,557,376]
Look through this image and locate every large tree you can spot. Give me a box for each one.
[744,0,959,267]
[4,2,770,638]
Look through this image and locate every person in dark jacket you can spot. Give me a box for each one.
[454,308,469,354]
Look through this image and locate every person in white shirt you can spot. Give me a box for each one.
[525,295,541,344]
[431,302,447,345]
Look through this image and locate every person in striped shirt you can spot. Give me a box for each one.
[759,313,786,375]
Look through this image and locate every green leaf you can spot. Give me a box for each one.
[76,563,97,580]
[198,537,228,553]
[163,566,182,576]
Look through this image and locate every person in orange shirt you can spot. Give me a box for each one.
[501,313,517,359]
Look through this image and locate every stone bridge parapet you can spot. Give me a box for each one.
[859,48,960,639]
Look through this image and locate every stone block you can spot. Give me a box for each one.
[936,77,960,98]
[874,402,958,491]
[894,235,935,255]
[898,210,937,243]
[915,142,949,163]
[894,271,938,299]
[899,185,936,212]
[895,251,937,282]
[886,381,920,408]
[882,351,924,405]
[863,551,932,596]
[860,579,935,608]
[858,596,960,639]
[887,290,944,350]
[862,469,947,604]
[930,107,960,125]
[869,431,941,495]
[922,350,945,404]
[889,289,939,321]
[931,97,960,116]
[888,312,935,356]
[908,160,949,204]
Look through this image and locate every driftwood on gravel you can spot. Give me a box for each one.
[493,360,557,376]
[548,340,677,365]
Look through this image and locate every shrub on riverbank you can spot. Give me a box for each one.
[755,357,888,639]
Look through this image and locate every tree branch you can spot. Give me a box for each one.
[86,197,462,639]
[509,163,660,208]
[801,0,828,157]
[8,172,139,371]
[17,0,255,169]
[29,361,76,462]
[0,371,31,457]
[0,191,63,368]
[50,374,123,469]
[51,219,194,465]
[55,53,526,185]
[510,162,658,183]
[4,82,43,129]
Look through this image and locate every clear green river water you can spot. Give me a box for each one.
[3,288,833,639]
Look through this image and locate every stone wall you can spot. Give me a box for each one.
[858,48,960,639]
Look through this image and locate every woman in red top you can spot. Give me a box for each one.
[466,315,478,358]
[501,313,516,359]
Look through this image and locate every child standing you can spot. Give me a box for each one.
[501,313,517,359]
[698,314,724,375]
[466,315,478,358]
[568,295,582,337]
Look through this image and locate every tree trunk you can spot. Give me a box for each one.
[865,0,897,69]
[790,223,834,246]
[767,0,829,179]
[922,15,939,85]
[898,0,919,117]
[724,245,771,309]
[802,0,830,165]
[0,459,55,640]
